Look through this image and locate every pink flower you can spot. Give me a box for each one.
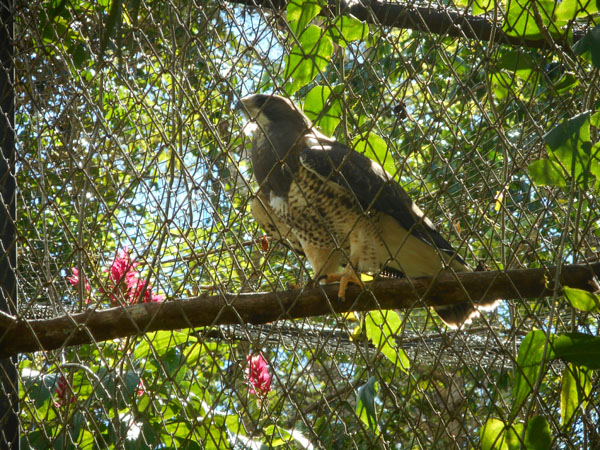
[109,247,138,285]
[103,247,164,305]
[54,374,75,407]
[67,268,91,292]
[136,380,146,396]
[246,353,272,397]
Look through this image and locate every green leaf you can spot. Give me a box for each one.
[133,330,193,359]
[561,364,592,426]
[472,0,495,15]
[304,85,343,135]
[512,330,553,417]
[543,112,600,190]
[496,51,535,79]
[69,42,88,69]
[329,15,369,47]
[553,72,579,94]
[489,72,512,100]
[263,425,313,448]
[356,376,379,432]
[553,332,600,369]
[591,111,600,127]
[563,286,600,312]
[287,0,322,37]
[544,112,590,150]
[352,132,396,176]
[503,0,556,38]
[555,0,599,22]
[480,418,507,450]
[527,158,567,187]
[283,26,334,94]
[573,24,600,68]
[524,416,552,450]
[365,311,410,372]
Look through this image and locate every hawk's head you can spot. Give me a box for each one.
[236,94,312,133]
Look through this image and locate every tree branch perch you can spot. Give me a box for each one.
[1,263,598,358]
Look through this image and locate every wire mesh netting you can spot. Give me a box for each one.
[2,0,600,448]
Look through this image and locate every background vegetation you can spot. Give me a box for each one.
[11,0,600,448]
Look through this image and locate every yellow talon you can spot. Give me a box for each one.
[326,266,363,301]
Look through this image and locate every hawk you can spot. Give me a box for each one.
[237,93,499,328]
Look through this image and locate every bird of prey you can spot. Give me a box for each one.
[236,93,499,328]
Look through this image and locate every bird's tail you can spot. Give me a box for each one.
[434,299,500,329]
[434,260,501,328]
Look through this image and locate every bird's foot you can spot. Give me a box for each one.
[309,274,329,288]
[325,267,363,303]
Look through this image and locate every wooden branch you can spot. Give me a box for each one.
[0,263,598,358]
[229,0,585,50]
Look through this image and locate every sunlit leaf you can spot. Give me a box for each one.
[503,0,557,38]
[563,286,600,312]
[304,85,343,135]
[527,158,567,187]
[489,72,512,100]
[555,0,599,21]
[329,15,369,47]
[365,310,410,372]
[284,26,334,94]
[561,363,593,426]
[472,0,495,15]
[480,418,507,450]
[512,330,553,417]
[287,0,322,37]
[352,132,396,176]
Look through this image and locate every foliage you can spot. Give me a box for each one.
[13,0,600,448]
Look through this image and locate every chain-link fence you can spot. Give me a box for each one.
[2,0,600,448]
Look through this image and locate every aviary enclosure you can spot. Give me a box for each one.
[1,0,599,448]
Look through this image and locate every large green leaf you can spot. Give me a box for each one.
[352,132,396,176]
[503,0,556,38]
[512,330,553,417]
[573,24,600,68]
[534,112,600,189]
[560,363,592,426]
[563,286,600,312]
[365,310,410,372]
[524,416,552,450]
[356,376,379,432]
[481,417,551,450]
[287,0,322,37]
[553,332,600,369]
[480,418,507,450]
[555,0,599,22]
[527,158,567,187]
[284,26,334,94]
[328,15,369,47]
[303,85,343,135]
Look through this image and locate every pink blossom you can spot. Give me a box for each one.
[54,374,75,407]
[103,247,164,305]
[136,380,146,396]
[67,268,91,292]
[109,246,138,285]
[246,353,272,397]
